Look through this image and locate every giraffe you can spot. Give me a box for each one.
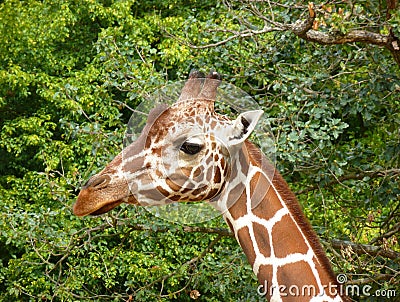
[73,70,347,301]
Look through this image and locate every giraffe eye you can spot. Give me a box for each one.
[180,142,203,155]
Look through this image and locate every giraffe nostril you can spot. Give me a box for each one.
[87,174,111,190]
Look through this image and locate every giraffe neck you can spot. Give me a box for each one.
[213,141,344,302]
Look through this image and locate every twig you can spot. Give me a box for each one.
[117,222,400,260]
[369,222,400,245]
[328,239,400,261]
[346,273,395,285]
[295,169,400,195]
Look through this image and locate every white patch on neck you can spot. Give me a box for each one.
[213,152,345,301]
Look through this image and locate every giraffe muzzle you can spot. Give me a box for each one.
[73,172,131,216]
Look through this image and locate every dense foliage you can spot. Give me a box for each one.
[0,0,398,301]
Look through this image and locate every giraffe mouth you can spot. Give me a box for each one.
[73,169,141,217]
[89,200,124,216]
[73,197,123,217]
[73,193,140,217]
[89,195,139,216]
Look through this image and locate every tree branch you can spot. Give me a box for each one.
[125,223,233,237]
[303,30,400,67]
[369,222,400,245]
[328,239,400,261]
[295,169,400,195]
[346,273,395,285]
[165,25,283,50]
[289,2,316,37]
[289,3,400,67]
[119,222,400,260]
[186,1,400,67]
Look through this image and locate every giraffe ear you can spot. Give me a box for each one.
[228,110,263,146]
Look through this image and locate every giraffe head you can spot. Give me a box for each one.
[73,71,263,216]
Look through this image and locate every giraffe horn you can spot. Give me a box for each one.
[178,70,205,102]
[198,70,221,101]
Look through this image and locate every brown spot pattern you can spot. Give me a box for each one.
[257,264,274,299]
[272,214,309,258]
[252,222,271,258]
[227,183,247,220]
[251,172,284,221]
[277,261,319,301]
[237,227,256,267]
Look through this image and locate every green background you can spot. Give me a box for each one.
[0,1,399,301]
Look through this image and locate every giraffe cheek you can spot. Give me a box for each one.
[166,176,184,191]
[125,195,140,205]
[180,166,193,178]
[166,171,198,191]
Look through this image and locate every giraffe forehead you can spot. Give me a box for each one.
[150,113,231,145]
